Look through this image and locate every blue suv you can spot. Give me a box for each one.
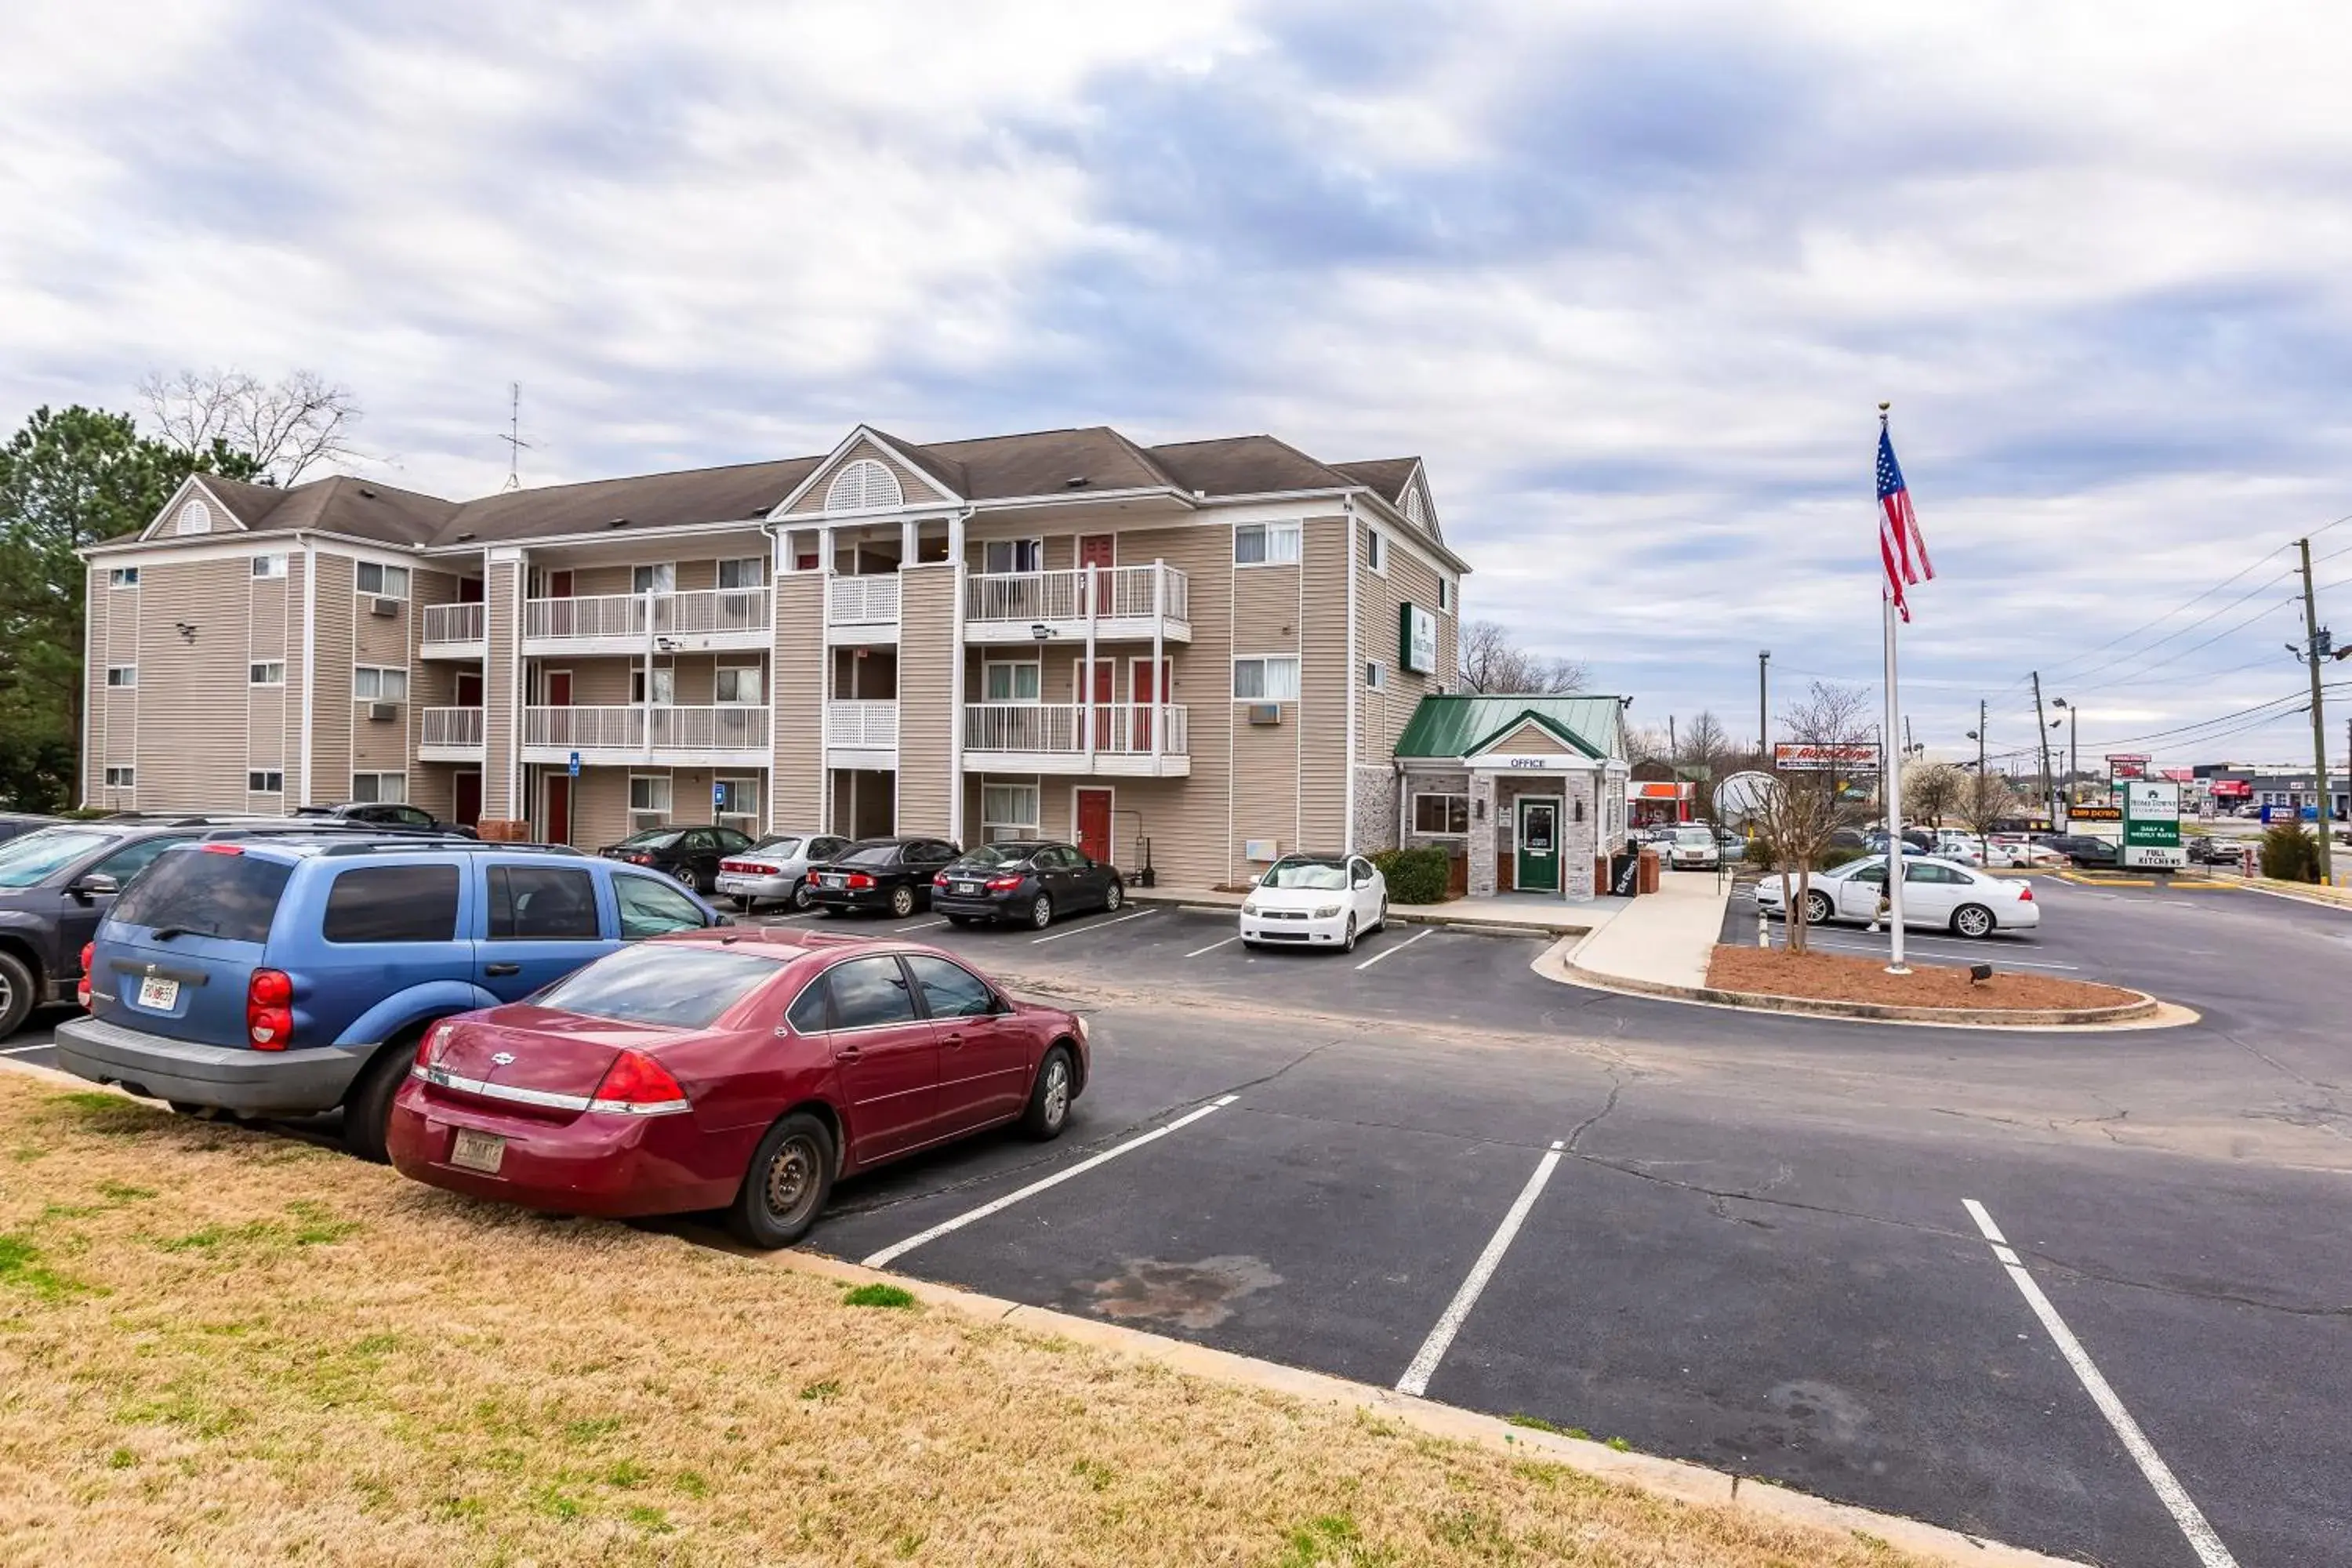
[53,837,724,1159]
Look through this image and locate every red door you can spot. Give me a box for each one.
[455,670,484,707]
[546,670,572,706]
[821,956,940,1166]
[546,570,575,597]
[543,775,572,845]
[1077,534,1113,613]
[452,771,482,829]
[1075,788,1113,865]
[459,576,485,604]
[1131,657,1171,749]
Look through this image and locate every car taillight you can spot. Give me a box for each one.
[412,1019,457,1073]
[200,843,245,855]
[246,967,294,1050]
[846,873,874,889]
[933,873,949,887]
[986,875,1023,891]
[590,1049,688,1113]
[2017,884,2034,902]
[749,864,777,875]
[77,942,94,1008]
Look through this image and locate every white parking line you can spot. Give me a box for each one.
[1185,935,1240,958]
[0,1042,56,1057]
[1396,1141,1565,1398]
[1030,908,1156,944]
[1962,1200,2239,1568]
[895,918,950,933]
[1356,927,1433,971]
[862,1095,1240,1269]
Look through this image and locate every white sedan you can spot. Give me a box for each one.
[1984,839,2065,869]
[1752,855,2039,937]
[1240,853,1389,953]
[1666,826,1720,870]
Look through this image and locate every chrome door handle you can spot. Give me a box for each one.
[942,1033,965,1049]
[833,1044,863,1063]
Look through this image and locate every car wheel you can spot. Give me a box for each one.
[791,878,815,911]
[697,867,718,896]
[340,1043,414,1163]
[888,886,916,919]
[0,949,34,1039]
[1802,891,1835,925]
[1376,896,1388,933]
[1029,892,1054,931]
[725,1112,836,1249]
[1102,880,1123,913]
[1340,913,1358,953]
[1019,1045,1076,1141]
[1951,903,1996,939]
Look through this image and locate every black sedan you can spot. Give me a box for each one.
[806,837,961,918]
[296,802,478,837]
[931,840,1126,930]
[2043,833,2119,868]
[599,824,755,894]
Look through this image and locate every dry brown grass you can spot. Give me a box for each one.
[0,1075,1923,1567]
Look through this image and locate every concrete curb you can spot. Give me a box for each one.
[2240,878,2352,910]
[1123,887,1592,938]
[1541,942,2190,1032]
[749,1246,2073,1568]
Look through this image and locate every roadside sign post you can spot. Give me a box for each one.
[2122,779,2186,872]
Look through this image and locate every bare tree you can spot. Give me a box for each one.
[1622,723,1671,768]
[1903,761,1965,829]
[1955,770,2016,861]
[140,368,363,485]
[1458,619,1588,695]
[1672,709,1735,818]
[1749,681,1875,955]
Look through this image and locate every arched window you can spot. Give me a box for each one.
[1403,487,1427,528]
[176,500,212,535]
[825,459,903,512]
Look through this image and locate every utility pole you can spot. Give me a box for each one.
[1977,699,1987,780]
[2031,670,2058,827]
[1668,713,1677,757]
[1758,651,1771,764]
[1904,715,1915,759]
[2296,537,2335,883]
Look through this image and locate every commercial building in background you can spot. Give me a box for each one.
[2190,763,2349,821]
[79,424,1494,888]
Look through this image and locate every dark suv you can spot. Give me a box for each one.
[0,816,402,1038]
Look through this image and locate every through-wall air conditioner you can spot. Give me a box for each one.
[367,702,400,723]
[368,597,399,617]
[1247,703,1282,726]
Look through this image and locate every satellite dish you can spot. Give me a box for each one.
[1713,770,1778,826]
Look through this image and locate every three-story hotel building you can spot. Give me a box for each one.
[82,423,1502,889]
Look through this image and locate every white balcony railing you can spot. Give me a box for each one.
[420,601,485,644]
[826,699,898,750]
[964,564,1189,626]
[524,588,770,641]
[524,704,770,753]
[963,703,1188,756]
[420,706,484,749]
[825,575,900,625]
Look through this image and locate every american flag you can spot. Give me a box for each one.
[1876,424,1933,622]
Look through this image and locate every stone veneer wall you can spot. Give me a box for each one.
[1352,764,1400,853]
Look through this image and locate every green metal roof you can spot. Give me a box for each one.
[1393,694,1627,761]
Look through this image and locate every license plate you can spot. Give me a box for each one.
[823,875,844,887]
[136,975,180,1011]
[449,1128,506,1174]
[956,882,981,895]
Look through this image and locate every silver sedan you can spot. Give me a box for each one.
[713,832,851,913]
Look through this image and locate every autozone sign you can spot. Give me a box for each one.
[1773,742,1878,772]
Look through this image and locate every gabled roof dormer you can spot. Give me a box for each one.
[140,474,256,541]
[773,426,966,518]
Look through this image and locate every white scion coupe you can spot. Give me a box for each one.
[1752,854,2039,937]
[1240,853,1389,953]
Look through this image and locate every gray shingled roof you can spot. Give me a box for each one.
[1330,458,1419,505]
[437,457,819,545]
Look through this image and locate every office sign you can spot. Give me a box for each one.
[1399,602,1437,676]
[1773,742,1878,772]
[2122,779,2184,868]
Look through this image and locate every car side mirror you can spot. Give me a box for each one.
[1247,873,1262,887]
[72,873,119,899]
[710,911,736,927]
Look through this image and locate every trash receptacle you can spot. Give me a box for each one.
[1609,851,1639,896]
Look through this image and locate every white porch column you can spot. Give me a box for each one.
[1150,558,1165,771]
[947,510,968,846]
[1082,561,1098,758]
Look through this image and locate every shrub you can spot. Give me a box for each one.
[2259,822,2322,883]
[1819,846,1867,870]
[1371,847,1451,905]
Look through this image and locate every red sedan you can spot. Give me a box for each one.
[386,927,1089,1247]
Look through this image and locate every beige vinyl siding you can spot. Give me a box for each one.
[409,762,456,822]
[483,560,520,818]
[1129,521,1235,887]
[784,439,946,517]
[307,554,355,803]
[1490,722,1573,757]
[134,557,251,811]
[281,554,308,804]
[349,554,412,778]
[895,564,954,837]
[85,567,113,804]
[570,767,631,851]
[1356,518,1448,760]
[772,574,824,834]
[1229,543,1301,883]
[1298,516,1350,855]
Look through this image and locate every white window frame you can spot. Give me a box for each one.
[631,562,677,596]
[981,779,1042,842]
[1437,575,1453,613]
[350,771,407,805]
[982,538,1044,575]
[628,773,673,831]
[1363,660,1386,690]
[356,561,410,599]
[714,662,764,704]
[717,556,765,590]
[108,567,140,589]
[106,666,136,688]
[252,554,289,579]
[249,661,285,686]
[714,775,760,829]
[1363,528,1386,575]
[1412,792,1471,838]
[104,765,135,788]
[630,666,677,706]
[248,769,285,793]
[1232,655,1301,702]
[1234,522,1302,568]
[982,659,1042,704]
[353,666,409,702]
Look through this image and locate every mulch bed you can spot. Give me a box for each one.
[1707,943,2143,1012]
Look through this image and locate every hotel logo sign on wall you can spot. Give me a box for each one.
[1773,742,1879,772]
[1399,603,1437,675]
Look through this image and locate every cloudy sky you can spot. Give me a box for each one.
[7,0,2352,773]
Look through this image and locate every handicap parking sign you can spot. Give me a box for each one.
[567,750,580,776]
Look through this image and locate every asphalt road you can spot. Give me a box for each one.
[9,875,2349,1565]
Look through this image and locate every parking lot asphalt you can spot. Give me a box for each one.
[10,877,2350,1565]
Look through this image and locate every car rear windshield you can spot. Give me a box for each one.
[954,844,1037,869]
[107,848,293,944]
[838,842,901,867]
[533,943,779,1029]
[0,828,116,888]
[614,829,684,850]
[751,837,801,858]
[1260,858,1346,891]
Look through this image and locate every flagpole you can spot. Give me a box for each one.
[1880,404,1909,975]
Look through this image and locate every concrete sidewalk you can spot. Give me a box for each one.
[1559,869,1733,989]
[1125,883,1620,938]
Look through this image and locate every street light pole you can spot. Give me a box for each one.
[2296,536,2335,883]
[2031,670,2058,827]
[1758,650,1771,764]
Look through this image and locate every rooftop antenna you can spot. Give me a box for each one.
[494,382,532,491]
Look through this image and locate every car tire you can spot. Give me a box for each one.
[1340,914,1358,954]
[1019,1045,1076,1141]
[791,879,815,912]
[888,886,916,919]
[725,1112,836,1249]
[0,949,35,1039]
[340,1043,413,1163]
[1376,896,1388,933]
[1102,880,1123,913]
[1029,893,1054,931]
[1951,903,1996,939]
[1803,891,1835,925]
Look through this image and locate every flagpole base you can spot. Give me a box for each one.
[1884,964,1911,976]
